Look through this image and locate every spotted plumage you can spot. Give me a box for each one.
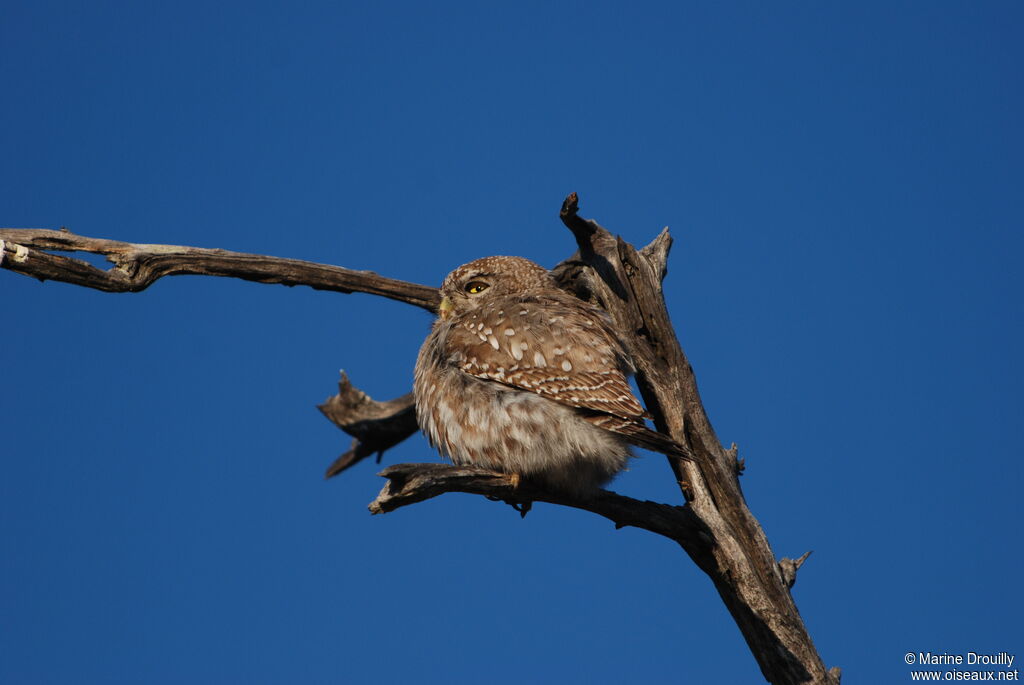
[414,255,688,495]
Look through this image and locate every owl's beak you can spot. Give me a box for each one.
[438,296,454,320]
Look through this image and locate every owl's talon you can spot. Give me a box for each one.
[510,500,533,518]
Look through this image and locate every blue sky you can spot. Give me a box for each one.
[2,2,1021,683]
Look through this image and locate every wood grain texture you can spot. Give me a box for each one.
[0,229,439,311]
[318,372,418,478]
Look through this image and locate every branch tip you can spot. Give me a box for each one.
[778,550,814,589]
[560,192,579,219]
[640,227,673,279]
[558,192,600,248]
[318,374,418,478]
[726,443,745,475]
[324,450,356,479]
[0,227,439,309]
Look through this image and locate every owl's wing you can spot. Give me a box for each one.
[445,295,648,421]
[444,296,693,462]
[440,292,696,458]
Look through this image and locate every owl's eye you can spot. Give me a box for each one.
[464,281,490,295]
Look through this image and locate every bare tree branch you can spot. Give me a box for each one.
[0,229,439,311]
[370,463,707,544]
[551,193,838,685]
[779,551,814,589]
[318,372,418,478]
[1,198,839,684]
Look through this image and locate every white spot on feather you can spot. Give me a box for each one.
[533,351,547,367]
[488,335,499,350]
[562,360,573,372]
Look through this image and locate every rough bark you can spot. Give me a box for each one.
[318,372,418,478]
[0,201,839,684]
[0,229,438,311]
[369,463,703,543]
[554,194,838,684]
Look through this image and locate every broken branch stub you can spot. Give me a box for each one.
[318,372,419,478]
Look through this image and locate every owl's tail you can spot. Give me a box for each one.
[585,414,695,462]
[623,425,696,462]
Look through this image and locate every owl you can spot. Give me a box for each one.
[413,256,688,496]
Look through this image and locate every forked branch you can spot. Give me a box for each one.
[0,199,838,684]
[318,372,418,478]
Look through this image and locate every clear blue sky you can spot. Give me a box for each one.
[2,2,1021,683]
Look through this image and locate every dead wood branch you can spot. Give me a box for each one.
[370,463,706,542]
[0,229,439,311]
[779,551,814,589]
[318,372,418,478]
[551,193,837,684]
[1,199,838,684]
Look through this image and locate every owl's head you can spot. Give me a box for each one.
[438,256,554,318]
